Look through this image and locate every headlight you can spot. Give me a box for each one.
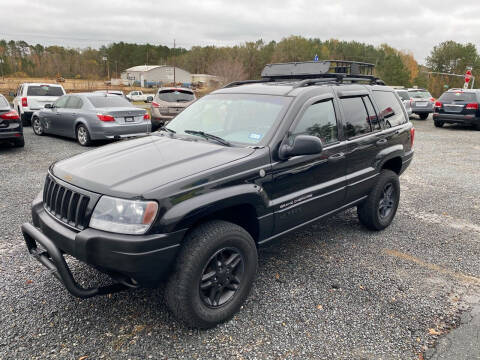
[89,196,158,235]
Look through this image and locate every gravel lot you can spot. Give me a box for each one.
[1,118,479,359]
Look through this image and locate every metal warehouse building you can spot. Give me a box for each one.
[121,65,191,87]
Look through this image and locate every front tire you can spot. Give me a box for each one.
[357,169,400,231]
[32,117,44,135]
[165,220,258,329]
[76,124,92,146]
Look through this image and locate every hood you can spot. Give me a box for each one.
[51,135,254,198]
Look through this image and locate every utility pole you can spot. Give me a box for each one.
[0,58,4,81]
[173,39,176,85]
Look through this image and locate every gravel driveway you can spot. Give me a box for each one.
[1,119,479,359]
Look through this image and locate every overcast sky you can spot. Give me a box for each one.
[2,0,479,64]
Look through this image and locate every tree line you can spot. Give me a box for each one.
[0,37,478,96]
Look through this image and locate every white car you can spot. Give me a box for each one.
[125,91,154,103]
[13,83,66,125]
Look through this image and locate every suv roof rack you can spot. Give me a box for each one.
[223,60,385,89]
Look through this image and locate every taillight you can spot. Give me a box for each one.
[21,97,28,107]
[97,114,115,122]
[151,101,160,108]
[143,113,150,120]
[0,110,20,120]
[410,127,415,148]
[466,103,479,110]
[430,97,435,102]
[434,101,442,109]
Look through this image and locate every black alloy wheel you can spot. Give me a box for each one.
[199,247,244,308]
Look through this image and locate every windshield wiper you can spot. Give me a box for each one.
[184,130,231,147]
[159,126,176,134]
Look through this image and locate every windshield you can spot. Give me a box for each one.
[439,92,477,103]
[87,96,132,108]
[408,90,432,99]
[27,85,64,96]
[396,91,410,101]
[158,89,195,103]
[166,94,291,145]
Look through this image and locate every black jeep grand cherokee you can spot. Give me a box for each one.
[22,61,414,328]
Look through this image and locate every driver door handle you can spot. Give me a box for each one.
[328,152,345,162]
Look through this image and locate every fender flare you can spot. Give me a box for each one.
[375,144,404,170]
[159,184,270,233]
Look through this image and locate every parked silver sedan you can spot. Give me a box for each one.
[395,89,413,117]
[31,93,151,146]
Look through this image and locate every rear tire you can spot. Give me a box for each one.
[32,117,44,135]
[76,124,92,146]
[434,120,444,128]
[14,138,25,147]
[418,113,429,120]
[21,112,30,126]
[165,220,258,329]
[357,169,400,231]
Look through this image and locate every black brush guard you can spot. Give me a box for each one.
[21,223,132,298]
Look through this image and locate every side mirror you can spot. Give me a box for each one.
[278,135,323,160]
[44,103,54,109]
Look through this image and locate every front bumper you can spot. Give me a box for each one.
[433,113,480,125]
[22,193,186,298]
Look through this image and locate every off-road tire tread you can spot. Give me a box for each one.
[357,169,400,231]
[165,220,257,329]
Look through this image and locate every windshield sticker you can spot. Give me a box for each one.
[249,133,262,140]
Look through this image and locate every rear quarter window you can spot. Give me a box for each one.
[372,91,407,128]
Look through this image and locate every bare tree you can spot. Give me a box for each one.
[207,58,248,86]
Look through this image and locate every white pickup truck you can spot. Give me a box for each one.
[126,91,154,103]
[13,83,66,125]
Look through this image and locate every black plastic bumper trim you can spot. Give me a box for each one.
[22,222,129,298]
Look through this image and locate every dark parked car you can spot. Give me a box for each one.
[408,88,435,120]
[0,94,24,147]
[433,89,480,130]
[22,61,414,328]
[31,93,151,146]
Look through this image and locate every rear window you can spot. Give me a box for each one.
[396,91,410,101]
[158,89,195,103]
[438,92,477,103]
[408,90,431,99]
[372,91,407,128]
[0,95,9,107]
[87,96,132,108]
[27,85,64,96]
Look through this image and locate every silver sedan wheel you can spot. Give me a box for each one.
[32,118,43,135]
[77,126,88,145]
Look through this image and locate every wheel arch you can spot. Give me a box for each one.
[158,184,270,243]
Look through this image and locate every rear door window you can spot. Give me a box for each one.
[372,91,407,128]
[67,96,83,109]
[27,85,65,96]
[158,89,195,103]
[340,97,372,138]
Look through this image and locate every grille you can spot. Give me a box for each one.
[43,175,90,230]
